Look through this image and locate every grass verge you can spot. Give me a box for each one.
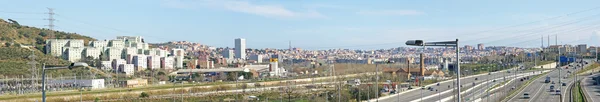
[571,81,585,102]
[576,63,600,75]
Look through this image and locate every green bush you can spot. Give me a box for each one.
[140,92,150,98]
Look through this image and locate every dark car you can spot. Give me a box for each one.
[562,83,566,86]
[475,78,478,80]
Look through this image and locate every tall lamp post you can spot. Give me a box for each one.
[42,62,89,102]
[406,39,460,102]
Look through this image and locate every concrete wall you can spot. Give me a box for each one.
[533,62,557,69]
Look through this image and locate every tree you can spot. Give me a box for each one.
[139,92,150,98]
[7,19,19,26]
[4,43,11,47]
[38,32,48,37]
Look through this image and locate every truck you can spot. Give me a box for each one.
[544,76,551,83]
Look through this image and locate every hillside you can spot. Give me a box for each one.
[0,18,97,78]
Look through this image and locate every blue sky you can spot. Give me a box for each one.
[2,0,600,49]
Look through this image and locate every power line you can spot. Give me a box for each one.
[460,6,600,43]
[302,6,600,49]
[0,11,45,14]
[480,12,600,45]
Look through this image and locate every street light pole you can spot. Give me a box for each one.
[456,39,461,102]
[405,39,459,102]
[41,62,88,102]
[42,63,46,102]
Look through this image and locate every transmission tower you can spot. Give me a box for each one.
[45,8,55,30]
[27,50,38,87]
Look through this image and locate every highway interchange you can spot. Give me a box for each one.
[371,59,597,102]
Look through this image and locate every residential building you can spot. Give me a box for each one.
[107,47,123,61]
[90,40,108,50]
[45,39,84,57]
[161,56,175,70]
[249,54,263,63]
[477,43,484,50]
[577,44,587,54]
[133,55,148,71]
[84,47,102,59]
[111,59,126,71]
[64,47,83,62]
[222,49,234,59]
[119,64,135,76]
[109,40,125,48]
[235,38,246,59]
[147,55,161,70]
[100,61,112,70]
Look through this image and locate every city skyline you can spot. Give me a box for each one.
[2,0,600,49]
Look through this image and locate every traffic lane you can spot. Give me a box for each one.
[430,71,544,102]
[526,68,579,102]
[508,69,562,102]
[440,72,544,102]
[378,70,504,102]
[383,75,492,102]
[582,73,600,102]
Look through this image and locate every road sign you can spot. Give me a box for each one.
[270,58,278,62]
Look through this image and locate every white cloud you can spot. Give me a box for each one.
[161,0,326,19]
[356,10,425,16]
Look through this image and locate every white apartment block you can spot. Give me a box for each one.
[175,56,184,68]
[109,40,125,48]
[161,56,175,70]
[133,55,148,71]
[147,55,161,70]
[64,47,83,62]
[45,39,84,57]
[84,47,102,59]
[124,47,138,57]
[171,48,185,56]
[100,61,112,70]
[157,49,168,57]
[90,40,108,50]
[117,36,143,43]
[111,59,126,71]
[119,64,135,76]
[107,47,124,61]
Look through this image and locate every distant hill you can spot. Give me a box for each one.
[0,18,97,78]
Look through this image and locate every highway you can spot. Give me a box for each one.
[582,73,600,102]
[374,65,541,102]
[507,61,588,102]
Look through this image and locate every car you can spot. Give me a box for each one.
[520,79,524,81]
[555,89,561,95]
[562,83,567,86]
[436,83,440,86]
[550,85,555,90]
[475,78,478,80]
[493,80,496,82]
[552,81,555,84]
[523,92,530,99]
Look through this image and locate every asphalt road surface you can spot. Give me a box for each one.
[507,61,587,102]
[375,66,541,102]
[582,73,600,102]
